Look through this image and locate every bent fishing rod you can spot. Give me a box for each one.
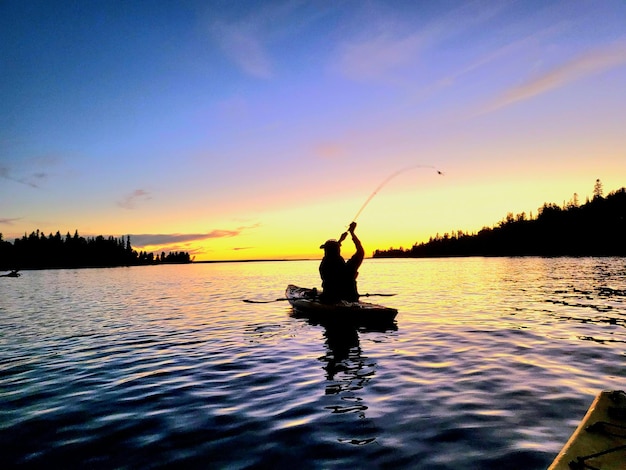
[338,164,444,236]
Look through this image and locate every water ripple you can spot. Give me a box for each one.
[1,259,624,468]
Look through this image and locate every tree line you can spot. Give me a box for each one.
[0,230,192,270]
[374,181,626,258]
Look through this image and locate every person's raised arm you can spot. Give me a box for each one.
[348,222,364,260]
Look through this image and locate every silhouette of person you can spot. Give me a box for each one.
[319,222,364,303]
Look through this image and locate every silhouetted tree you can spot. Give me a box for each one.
[593,179,604,199]
[568,193,579,209]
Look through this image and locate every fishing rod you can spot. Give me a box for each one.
[350,164,444,225]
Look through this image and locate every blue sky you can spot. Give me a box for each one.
[2,1,625,260]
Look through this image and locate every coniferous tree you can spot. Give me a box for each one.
[593,179,604,199]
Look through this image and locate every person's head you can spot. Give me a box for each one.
[320,239,341,256]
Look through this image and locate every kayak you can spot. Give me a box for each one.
[285,284,398,327]
[548,390,626,470]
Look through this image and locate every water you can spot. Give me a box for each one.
[0,258,624,469]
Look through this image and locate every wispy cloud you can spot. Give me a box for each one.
[313,142,347,160]
[207,2,334,80]
[0,165,48,188]
[212,20,273,79]
[334,32,423,82]
[117,189,152,210]
[0,154,62,188]
[441,24,564,89]
[333,1,508,84]
[480,40,626,115]
[130,223,260,248]
[406,25,564,108]
[0,217,21,225]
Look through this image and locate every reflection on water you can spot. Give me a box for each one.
[322,326,370,418]
[317,324,385,448]
[322,325,362,380]
[290,311,399,447]
[0,258,625,468]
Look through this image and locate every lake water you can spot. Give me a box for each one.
[1,258,624,469]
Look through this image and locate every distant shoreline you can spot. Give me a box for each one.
[192,258,314,264]
[1,259,317,272]
[6,254,626,274]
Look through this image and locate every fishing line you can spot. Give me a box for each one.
[351,164,443,222]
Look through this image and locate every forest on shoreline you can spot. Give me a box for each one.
[374,182,626,258]
[0,230,191,270]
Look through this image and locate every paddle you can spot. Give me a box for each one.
[360,293,396,297]
[243,292,396,304]
[243,298,291,304]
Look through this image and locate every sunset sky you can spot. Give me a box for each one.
[2,1,625,261]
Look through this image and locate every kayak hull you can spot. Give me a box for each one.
[285,284,398,327]
[548,390,626,470]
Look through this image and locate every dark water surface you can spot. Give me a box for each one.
[1,258,624,469]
